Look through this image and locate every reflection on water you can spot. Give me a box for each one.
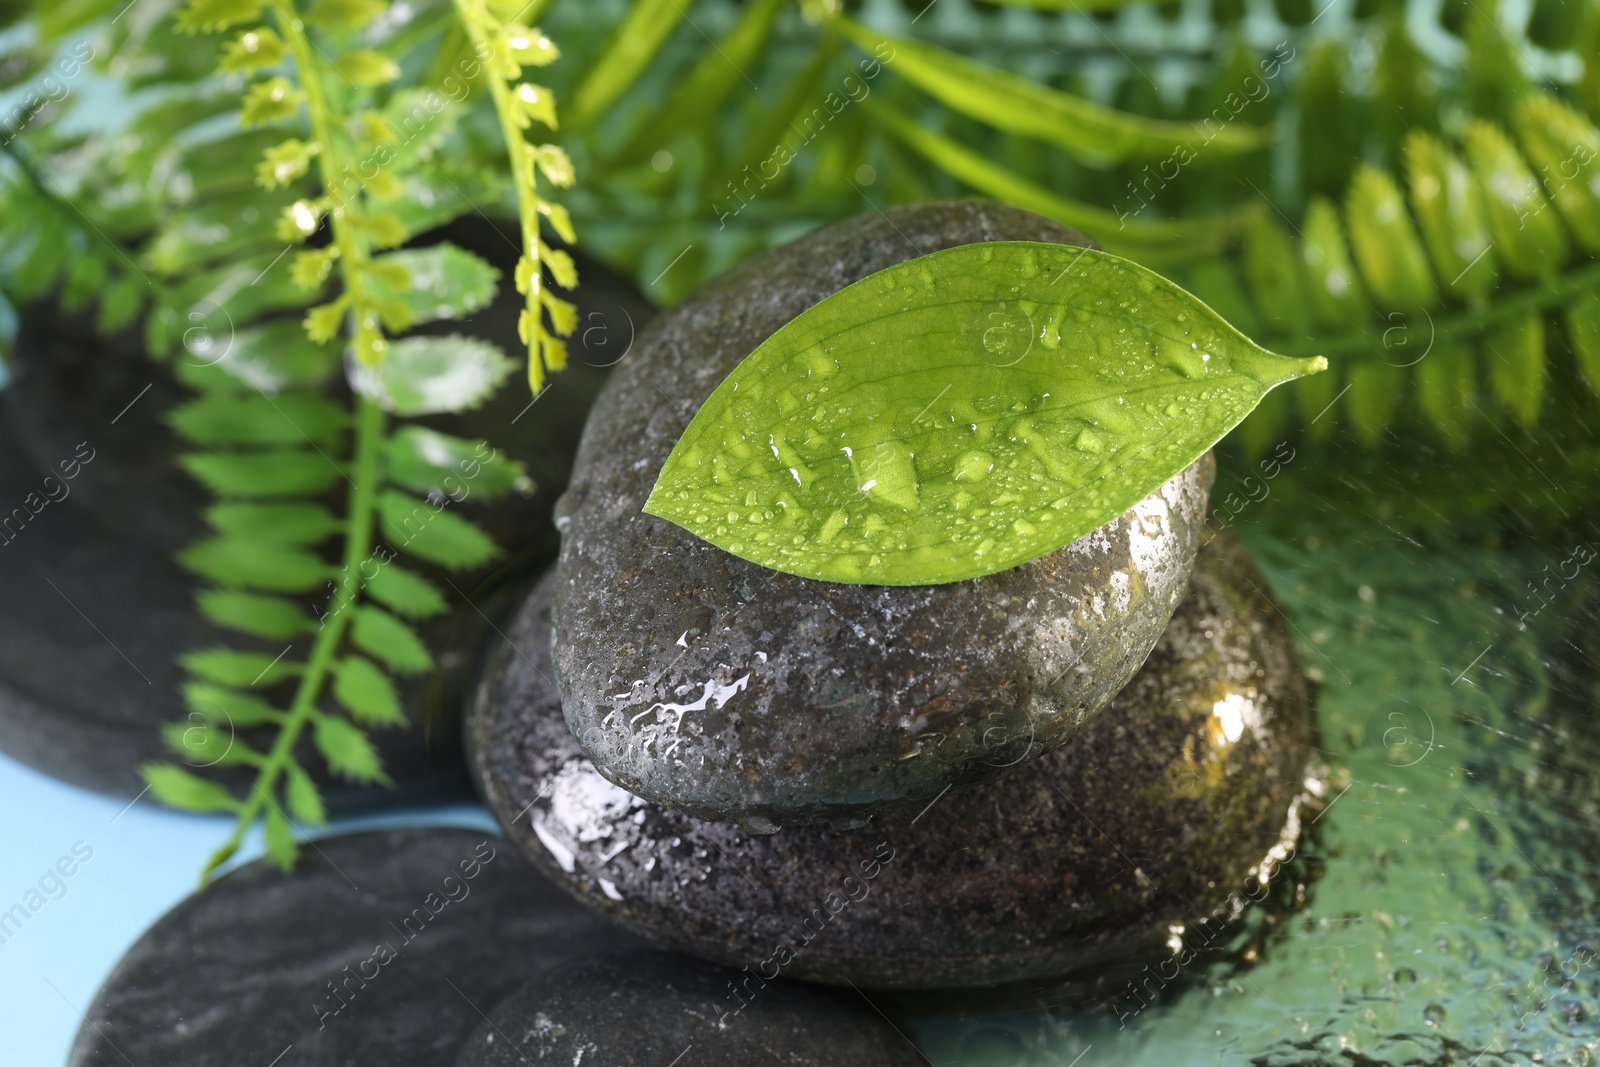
[912,516,1598,1066]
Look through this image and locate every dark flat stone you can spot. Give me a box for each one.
[470,530,1316,988]
[455,950,924,1065]
[553,200,1213,832]
[68,828,646,1067]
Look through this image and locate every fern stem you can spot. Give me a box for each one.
[274,0,380,348]
[1285,259,1600,361]
[204,2,393,885]
[202,397,384,884]
[453,0,547,390]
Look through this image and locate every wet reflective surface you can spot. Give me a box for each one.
[912,509,1599,1065]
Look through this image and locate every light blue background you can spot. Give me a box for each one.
[0,752,498,1067]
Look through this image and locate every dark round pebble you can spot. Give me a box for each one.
[454,950,924,1065]
[67,828,646,1067]
[471,529,1317,988]
[553,200,1213,833]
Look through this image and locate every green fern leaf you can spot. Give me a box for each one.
[240,77,304,128]
[1565,290,1600,398]
[1485,313,1546,428]
[332,655,407,726]
[181,683,284,726]
[197,590,314,639]
[367,245,500,324]
[306,0,387,31]
[313,714,390,783]
[363,565,450,619]
[1465,120,1569,280]
[205,502,342,545]
[1415,344,1476,450]
[161,719,256,766]
[1347,363,1407,447]
[170,394,347,447]
[351,607,433,674]
[284,762,327,826]
[178,537,330,592]
[181,451,343,497]
[142,763,243,812]
[377,489,500,570]
[1345,164,1438,310]
[175,0,263,34]
[1514,93,1600,252]
[263,805,299,870]
[384,427,531,500]
[181,648,302,688]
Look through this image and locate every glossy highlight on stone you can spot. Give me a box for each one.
[551,201,1214,831]
[469,530,1318,988]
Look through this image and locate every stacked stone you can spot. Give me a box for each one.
[466,201,1319,1009]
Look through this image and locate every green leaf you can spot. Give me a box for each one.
[182,647,302,688]
[1346,362,1406,447]
[263,805,298,871]
[1404,132,1499,305]
[284,762,327,826]
[1514,93,1600,253]
[363,565,449,619]
[870,101,1239,261]
[179,537,331,592]
[181,683,284,726]
[173,321,339,396]
[220,26,285,73]
[306,0,387,30]
[617,0,783,162]
[351,608,433,675]
[336,49,400,86]
[333,655,407,726]
[181,450,343,498]
[1415,344,1476,450]
[377,490,501,570]
[205,502,341,545]
[1466,119,1569,281]
[837,19,1271,162]
[161,717,254,767]
[175,0,263,33]
[313,714,390,783]
[644,242,1325,585]
[1242,213,1312,335]
[568,0,691,129]
[169,394,347,447]
[1485,312,1545,429]
[197,590,313,639]
[240,77,303,128]
[367,245,500,325]
[142,763,242,813]
[384,426,531,500]
[1300,197,1370,329]
[350,335,516,415]
[1565,289,1600,399]
[1345,164,1438,311]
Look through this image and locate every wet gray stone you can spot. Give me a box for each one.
[553,200,1214,832]
[454,950,924,1066]
[470,530,1316,988]
[68,828,646,1067]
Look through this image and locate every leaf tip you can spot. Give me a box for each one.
[1305,355,1329,375]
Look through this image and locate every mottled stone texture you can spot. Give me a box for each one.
[455,951,924,1066]
[470,530,1315,988]
[553,201,1213,831]
[68,829,645,1067]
